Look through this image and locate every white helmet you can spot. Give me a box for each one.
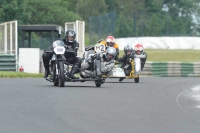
[134,44,144,55]
[106,36,115,47]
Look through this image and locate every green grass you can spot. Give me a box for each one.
[0,71,43,78]
[119,49,200,62]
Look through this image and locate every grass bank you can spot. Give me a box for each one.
[0,71,43,78]
[119,49,200,62]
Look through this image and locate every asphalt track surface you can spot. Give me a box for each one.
[1,77,200,133]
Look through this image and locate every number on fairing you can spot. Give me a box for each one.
[95,44,105,53]
[54,47,65,54]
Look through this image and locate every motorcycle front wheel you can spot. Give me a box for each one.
[58,61,65,87]
[52,63,59,86]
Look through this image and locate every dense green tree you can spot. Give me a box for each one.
[105,0,120,12]
[75,0,108,32]
[1,0,200,38]
[26,0,81,26]
[114,12,134,37]
[118,0,145,13]
[0,0,82,26]
[162,0,200,35]
[0,0,31,24]
[136,0,167,36]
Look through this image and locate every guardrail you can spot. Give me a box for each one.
[0,54,17,71]
[141,61,200,77]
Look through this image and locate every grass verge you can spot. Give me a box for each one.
[1,49,200,78]
[0,71,43,78]
[119,49,200,62]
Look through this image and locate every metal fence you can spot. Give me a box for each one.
[89,12,116,45]
[89,11,197,45]
[0,21,18,71]
[0,21,18,55]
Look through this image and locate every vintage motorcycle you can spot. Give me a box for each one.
[87,43,141,83]
[45,40,104,87]
[81,43,107,87]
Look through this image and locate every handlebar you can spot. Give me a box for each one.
[44,50,53,53]
[65,50,76,53]
[45,50,75,53]
[85,46,94,51]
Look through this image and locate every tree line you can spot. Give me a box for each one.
[0,0,200,38]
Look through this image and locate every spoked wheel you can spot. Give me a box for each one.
[58,61,65,87]
[52,64,59,86]
[134,77,139,83]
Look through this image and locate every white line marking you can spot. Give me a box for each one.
[176,89,190,113]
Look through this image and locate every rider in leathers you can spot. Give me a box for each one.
[42,29,82,79]
[98,36,119,60]
[118,44,147,81]
[80,47,117,78]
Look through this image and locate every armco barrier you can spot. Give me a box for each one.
[140,61,200,77]
[0,54,17,71]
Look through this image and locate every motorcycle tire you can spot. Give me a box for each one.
[58,61,65,87]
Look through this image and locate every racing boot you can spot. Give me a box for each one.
[69,65,79,79]
[141,61,145,71]
[44,65,50,78]
[42,53,51,78]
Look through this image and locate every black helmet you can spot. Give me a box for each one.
[124,45,133,56]
[65,29,76,43]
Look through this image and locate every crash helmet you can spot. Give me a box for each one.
[65,29,76,43]
[106,35,115,47]
[105,47,116,61]
[124,45,133,56]
[134,44,144,55]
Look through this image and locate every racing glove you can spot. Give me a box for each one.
[102,66,111,72]
[95,54,101,60]
[124,64,129,69]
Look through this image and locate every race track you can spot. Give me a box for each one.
[0,77,200,133]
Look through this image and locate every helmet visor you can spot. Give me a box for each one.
[126,50,132,55]
[68,36,74,41]
[136,51,142,55]
[107,42,114,47]
[107,53,114,59]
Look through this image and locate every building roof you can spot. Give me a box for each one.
[18,24,64,33]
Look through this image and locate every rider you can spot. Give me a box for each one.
[134,43,147,71]
[80,47,117,78]
[42,29,82,79]
[118,45,135,81]
[98,35,119,60]
[118,44,147,81]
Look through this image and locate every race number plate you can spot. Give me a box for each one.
[54,47,65,54]
[94,43,106,53]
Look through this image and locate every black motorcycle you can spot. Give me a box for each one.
[45,40,104,87]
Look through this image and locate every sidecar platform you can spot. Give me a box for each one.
[45,77,104,83]
[65,78,98,82]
